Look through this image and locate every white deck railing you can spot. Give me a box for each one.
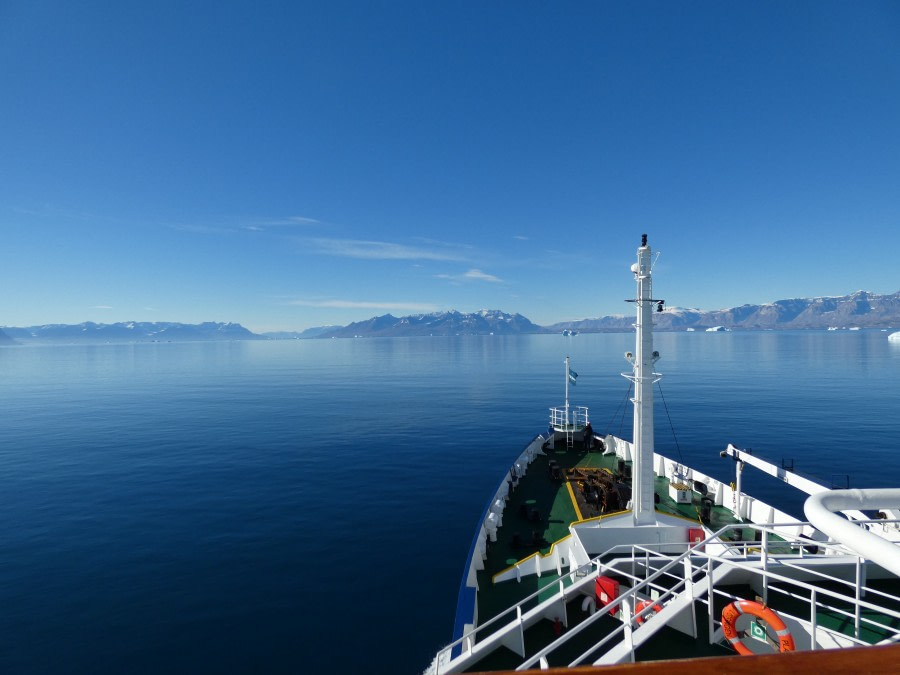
[805,488,900,576]
[549,405,589,431]
[430,518,900,674]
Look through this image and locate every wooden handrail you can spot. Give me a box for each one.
[471,643,900,675]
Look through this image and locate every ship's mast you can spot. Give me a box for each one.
[627,234,662,526]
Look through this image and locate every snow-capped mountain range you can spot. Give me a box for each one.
[0,321,262,343]
[2,291,898,343]
[312,309,542,338]
[549,290,900,333]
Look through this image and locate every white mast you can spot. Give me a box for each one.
[564,355,570,426]
[626,234,662,526]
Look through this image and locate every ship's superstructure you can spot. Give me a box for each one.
[427,235,900,674]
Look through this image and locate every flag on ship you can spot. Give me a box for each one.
[568,369,578,385]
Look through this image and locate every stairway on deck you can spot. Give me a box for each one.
[593,558,729,665]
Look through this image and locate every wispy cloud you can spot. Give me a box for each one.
[435,268,503,283]
[271,216,321,225]
[243,216,322,232]
[288,299,439,312]
[174,215,323,235]
[513,235,529,241]
[92,305,114,310]
[413,236,476,251]
[464,268,502,282]
[305,237,468,261]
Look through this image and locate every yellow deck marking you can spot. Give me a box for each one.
[491,534,573,583]
[565,480,584,522]
[657,509,703,525]
[570,509,630,526]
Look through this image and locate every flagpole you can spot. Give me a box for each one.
[565,355,570,427]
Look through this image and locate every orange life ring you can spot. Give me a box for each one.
[634,599,663,625]
[721,600,795,655]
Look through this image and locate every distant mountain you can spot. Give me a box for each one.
[2,321,264,342]
[263,326,343,339]
[319,309,544,338]
[3,291,897,344]
[548,290,900,332]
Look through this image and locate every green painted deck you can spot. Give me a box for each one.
[468,577,900,673]
[767,577,900,644]
[461,441,900,670]
[475,441,746,625]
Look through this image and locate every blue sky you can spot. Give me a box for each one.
[2,1,898,332]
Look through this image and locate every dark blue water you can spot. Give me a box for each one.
[1,332,898,673]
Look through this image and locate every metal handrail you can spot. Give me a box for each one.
[805,489,900,575]
[436,541,685,668]
[549,405,589,430]
[436,517,900,673]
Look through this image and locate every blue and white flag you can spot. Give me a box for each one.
[568,369,578,385]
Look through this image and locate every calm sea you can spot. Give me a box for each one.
[1,331,899,673]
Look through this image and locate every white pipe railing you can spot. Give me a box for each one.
[549,405,589,431]
[435,516,900,674]
[804,489,900,576]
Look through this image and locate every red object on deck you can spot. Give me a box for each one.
[688,527,705,551]
[595,576,620,616]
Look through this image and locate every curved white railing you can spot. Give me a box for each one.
[804,488,900,576]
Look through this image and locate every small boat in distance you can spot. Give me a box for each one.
[427,235,900,673]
